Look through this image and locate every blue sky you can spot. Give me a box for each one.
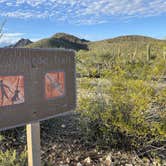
[0,0,166,46]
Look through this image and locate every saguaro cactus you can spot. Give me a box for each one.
[147,44,151,61]
[133,45,138,61]
[117,45,121,57]
[163,46,166,60]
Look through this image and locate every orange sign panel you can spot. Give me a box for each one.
[45,72,65,99]
[0,76,24,107]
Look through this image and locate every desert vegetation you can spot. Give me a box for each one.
[77,44,166,154]
[75,36,166,164]
[0,34,166,165]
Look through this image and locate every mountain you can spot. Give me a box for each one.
[26,33,89,51]
[26,34,166,57]
[7,38,33,48]
[88,35,166,58]
[104,35,166,43]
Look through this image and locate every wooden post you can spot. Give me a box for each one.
[26,122,41,166]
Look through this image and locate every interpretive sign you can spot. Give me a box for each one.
[0,48,76,130]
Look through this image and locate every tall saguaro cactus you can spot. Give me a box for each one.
[147,44,151,61]
[163,46,166,60]
[117,45,121,58]
[133,45,138,61]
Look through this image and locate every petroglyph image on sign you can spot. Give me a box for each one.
[0,76,24,107]
[45,72,65,99]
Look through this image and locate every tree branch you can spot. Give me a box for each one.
[0,19,7,39]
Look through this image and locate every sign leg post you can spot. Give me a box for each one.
[26,122,41,166]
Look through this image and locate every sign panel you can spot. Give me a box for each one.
[45,72,65,99]
[0,75,24,107]
[0,48,76,130]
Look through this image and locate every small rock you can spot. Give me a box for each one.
[77,162,82,166]
[60,161,63,164]
[152,161,158,166]
[73,139,77,143]
[105,157,112,166]
[52,145,57,149]
[66,157,70,164]
[84,157,91,164]
[105,160,112,166]
[75,156,79,161]
[61,124,66,128]
[117,151,121,155]
[105,153,112,166]
[125,164,133,166]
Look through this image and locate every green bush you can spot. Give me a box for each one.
[0,149,27,166]
[77,51,166,153]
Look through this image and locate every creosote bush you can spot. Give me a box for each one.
[77,49,166,154]
[0,149,27,166]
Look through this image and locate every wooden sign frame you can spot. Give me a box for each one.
[0,48,76,131]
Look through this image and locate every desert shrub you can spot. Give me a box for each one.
[153,88,166,134]
[78,80,165,149]
[0,149,27,166]
[77,52,166,153]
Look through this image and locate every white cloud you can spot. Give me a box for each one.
[0,32,24,46]
[16,0,47,7]
[0,0,166,25]
[1,10,49,19]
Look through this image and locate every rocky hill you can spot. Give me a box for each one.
[88,35,166,58]
[105,35,166,43]
[26,33,89,51]
[25,34,166,58]
[7,38,33,48]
